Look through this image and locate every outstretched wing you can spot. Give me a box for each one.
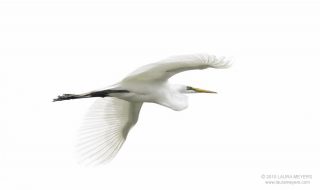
[76,98,142,165]
[123,54,231,82]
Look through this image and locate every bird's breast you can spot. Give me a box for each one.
[156,91,188,111]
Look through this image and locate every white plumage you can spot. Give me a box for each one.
[123,54,230,82]
[77,98,142,165]
[54,54,231,164]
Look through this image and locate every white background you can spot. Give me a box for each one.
[1,0,319,189]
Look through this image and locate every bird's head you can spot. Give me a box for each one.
[178,85,217,94]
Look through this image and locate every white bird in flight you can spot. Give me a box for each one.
[54,54,231,164]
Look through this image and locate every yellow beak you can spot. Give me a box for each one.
[192,87,217,93]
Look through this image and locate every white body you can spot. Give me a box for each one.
[112,81,188,111]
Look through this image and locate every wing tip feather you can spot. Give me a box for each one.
[206,54,232,69]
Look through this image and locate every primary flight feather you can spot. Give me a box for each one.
[54,54,231,164]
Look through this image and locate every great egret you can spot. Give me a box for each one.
[54,54,231,164]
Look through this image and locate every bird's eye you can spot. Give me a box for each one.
[186,86,193,90]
